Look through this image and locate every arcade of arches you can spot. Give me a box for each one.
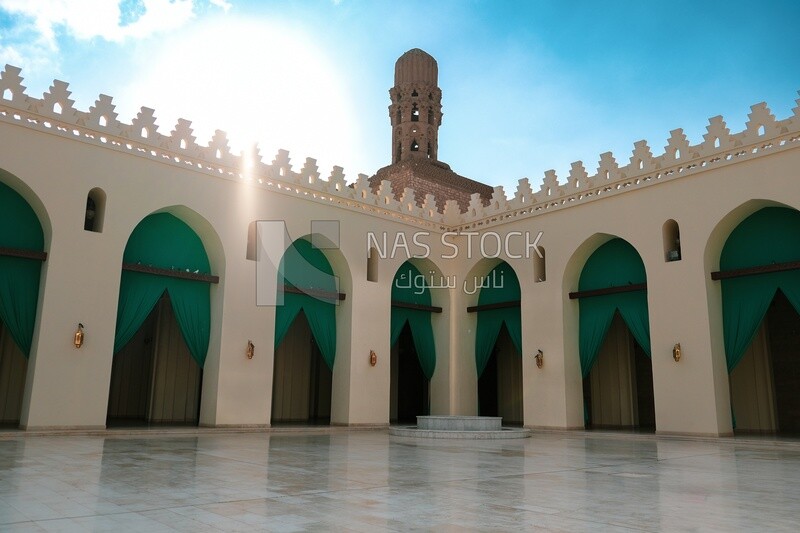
[0,49,798,437]
[1,166,798,435]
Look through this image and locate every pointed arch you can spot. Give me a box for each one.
[0,179,46,357]
[274,238,338,370]
[0,169,50,424]
[0,168,52,249]
[114,212,214,366]
[717,206,800,373]
[109,208,220,426]
[577,238,651,377]
[475,261,521,377]
[391,261,436,379]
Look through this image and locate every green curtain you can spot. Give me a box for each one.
[274,239,337,370]
[578,238,650,378]
[0,182,45,357]
[720,207,800,372]
[475,262,521,377]
[114,213,212,367]
[390,262,436,379]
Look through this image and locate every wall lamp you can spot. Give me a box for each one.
[534,349,544,368]
[673,343,682,362]
[74,323,84,349]
[246,340,255,359]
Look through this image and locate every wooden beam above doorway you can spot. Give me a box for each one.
[710,260,800,281]
[466,300,520,313]
[568,283,647,300]
[0,246,47,261]
[122,263,220,284]
[392,300,443,313]
[283,285,346,301]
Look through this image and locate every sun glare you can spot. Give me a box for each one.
[120,18,357,178]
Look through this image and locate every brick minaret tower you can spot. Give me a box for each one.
[389,49,443,163]
[371,49,492,211]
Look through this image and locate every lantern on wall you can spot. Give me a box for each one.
[74,323,84,349]
[246,340,255,359]
[673,343,682,362]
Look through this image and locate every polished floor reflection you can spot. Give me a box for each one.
[1,430,799,531]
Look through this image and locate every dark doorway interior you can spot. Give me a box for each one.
[767,290,800,434]
[271,311,332,425]
[478,324,523,425]
[390,323,429,424]
[0,320,27,427]
[107,293,202,427]
[633,342,656,429]
[583,312,655,431]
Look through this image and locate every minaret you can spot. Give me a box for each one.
[389,49,443,163]
[372,48,492,212]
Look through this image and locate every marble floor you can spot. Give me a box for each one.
[0,429,799,532]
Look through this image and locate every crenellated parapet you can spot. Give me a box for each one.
[1,64,798,233]
[0,64,446,229]
[451,92,800,231]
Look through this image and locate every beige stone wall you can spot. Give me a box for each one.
[0,70,798,436]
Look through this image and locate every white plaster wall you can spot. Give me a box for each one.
[0,102,798,436]
[492,149,800,436]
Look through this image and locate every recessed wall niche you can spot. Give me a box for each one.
[83,188,106,232]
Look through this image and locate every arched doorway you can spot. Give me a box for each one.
[0,181,45,426]
[390,262,436,423]
[272,239,338,425]
[575,238,655,431]
[107,213,215,426]
[717,207,800,435]
[474,262,523,425]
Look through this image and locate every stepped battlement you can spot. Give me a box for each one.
[1,64,798,231]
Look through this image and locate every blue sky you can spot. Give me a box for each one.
[1,0,798,192]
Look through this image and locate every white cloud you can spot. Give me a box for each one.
[0,40,54,71]
[0,43,23,65]
[208,0,231,12]
[0,12,59,79]
[0,0,204,44]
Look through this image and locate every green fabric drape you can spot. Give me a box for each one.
[390,262,436,379]
[114,271,168,354]
[274,239,337,370]
[114,213,212,367]
[0,182,45,357]
[720,207,800,372]
[578,238,651,378]
[475,262,521,377]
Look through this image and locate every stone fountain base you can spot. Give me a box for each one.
[389,415,530,439]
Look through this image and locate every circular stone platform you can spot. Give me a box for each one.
[389,416,531,439]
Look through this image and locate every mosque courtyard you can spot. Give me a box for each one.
[0,429,798,531]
